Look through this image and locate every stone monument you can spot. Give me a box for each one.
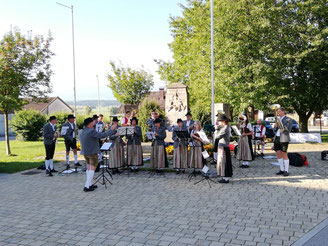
[165,83,189,126]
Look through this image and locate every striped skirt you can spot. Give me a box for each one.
[127,144,143,166]
[217,146,233,177]
[189,146,203,169]
[108,140,125,168]
[173,144,188,169]
[150,142,166,169]
[237,136,253,161]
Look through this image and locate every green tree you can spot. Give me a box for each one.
[10,109,47,141]
[0,28,54,154]
[268,0,328,132]
[84,105,92,115]
[107,61,154,105]
[137,100,165,141]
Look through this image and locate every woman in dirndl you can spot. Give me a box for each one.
[150,118,167,173]
[189,121,205,170]
[236,115,254,168]
[172,118,188,174]
[126,117,143,172]
[108,116,125,174]
[216,114,233,183]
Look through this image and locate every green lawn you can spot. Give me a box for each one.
[0,140,66,173]
[322,133,328,143]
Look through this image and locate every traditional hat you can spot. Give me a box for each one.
[130,117,138,124]
[112,116,119,122]
[154,118,162,124]
[177,118,183,123]
[84,117,93,126]
[92,114,99,120]
[49,116,57,121]
[67,114,75,120]
[217,114,228,122]
[238,114,247,121]
[185,112,192,116]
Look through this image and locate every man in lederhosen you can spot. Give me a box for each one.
[43,116,58,176]
[274,108,293,176]
[183,112,194,133]
[62,114,81,168]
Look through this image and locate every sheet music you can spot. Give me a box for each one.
[198,131,210,144]
[231,125,241,136]
[60,126,69,136]
[100,142,112,151]
[202,150,210,159]
[146,131,156,140]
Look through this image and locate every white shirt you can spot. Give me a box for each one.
[186,120,191,127]
[69,122,75,138]
[50,123,56,131]
[95,122,103,133]
[121,117,129,125]
[254,125,266,138]
[276,115,285,137]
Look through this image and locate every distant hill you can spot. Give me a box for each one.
[67,100,120,108]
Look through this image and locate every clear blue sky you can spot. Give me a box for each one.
[0,0,187,101]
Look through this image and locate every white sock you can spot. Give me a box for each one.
[284,159,289,172]
[45,160,50,170]
[278,158,284,171]
[244,161,249,166]
[74,154,78,163]
[87,170,95,187]
[66,155,69,164]
[49,159,54,170]
[85,170,89,188]
[223,177,229,181]
[261,145,265,153]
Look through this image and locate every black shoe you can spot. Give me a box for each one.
[182,170,185,174]
[50,169,58,173]
[90,184,98,189]
[240,165,249,168]
[135,168,139,172]
[260,153,264,157]
[46,169,50,175]
[276,170,284,175]
[283,171,289,176]
[176,170,180,175]
[75,162,82,167]
[66,164,71,170]
[83,186,94,192]
[218,179,229,183]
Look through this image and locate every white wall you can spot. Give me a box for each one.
[47,99,72,114]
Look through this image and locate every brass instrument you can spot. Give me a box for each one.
[271,104,284,131]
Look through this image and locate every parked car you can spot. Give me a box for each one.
[291,119,299,132]
[262,121,275,138]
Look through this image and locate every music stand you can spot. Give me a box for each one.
[93,142,113,189]
[118,127,134,176]
[193,165,217,188]
[175,131,190,173]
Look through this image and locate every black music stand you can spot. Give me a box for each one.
[93,142,113,189]
[175,131,190,173]
[193,165,217,188]
[118,127,134,177]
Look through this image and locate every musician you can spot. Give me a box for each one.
[236,115,254,168]
[150,118,167,173]
[183,112,194,133]
[126,117,143,171]
[62,114,81,168]
[254,119,266,156]
[146,111,155,131]
[79,117,116,192]
[189,121,205,169]
[274,107,293,176]
[93,114,104,171]
[121,111,131,127]
[43,116,58,176]
[216,114,232,183]
[172,119,188,174]
[108,117,125,173]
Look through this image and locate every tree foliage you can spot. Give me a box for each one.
[10,109,47,141]
[107,61,154,105]
[156,0,328,132]
[0,28,54,153]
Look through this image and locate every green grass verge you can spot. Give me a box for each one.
[321,133,328,143]
[0,140,66,173]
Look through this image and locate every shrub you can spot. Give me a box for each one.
[11,109,47,141]
[137,100,165,141]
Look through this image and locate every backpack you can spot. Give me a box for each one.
[301,154,309,166]
[288,153,304,167]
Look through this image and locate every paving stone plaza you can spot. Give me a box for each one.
[1,144,328,246]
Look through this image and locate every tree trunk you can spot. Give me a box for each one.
[298,113,310,133]
[4,111,11,155]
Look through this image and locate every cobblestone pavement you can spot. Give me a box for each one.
[0,147,328,246]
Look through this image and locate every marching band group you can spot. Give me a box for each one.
[43,107,293,192]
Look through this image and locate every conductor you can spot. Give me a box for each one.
[79,117,116,192]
